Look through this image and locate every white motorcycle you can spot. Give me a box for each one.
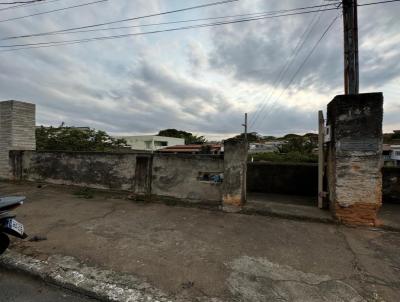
[0,196,27,255]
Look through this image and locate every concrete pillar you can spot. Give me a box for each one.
[0,101,36,180]
[326,93,383,226]
[222,139,248,212]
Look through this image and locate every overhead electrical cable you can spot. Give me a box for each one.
[249,0,400,130]
[0,0,397,52]
[358,0,400,6]
[0,7,342,50]
[249,1,326,129]
[1,9,322,40]
[0,0,107,23]
[253,15,339,130]
[1,1,340,40]
[0,0,63,12]
[0,0,46,4]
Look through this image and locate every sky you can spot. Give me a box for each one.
[0,0,399,141]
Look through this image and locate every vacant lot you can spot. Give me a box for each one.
[1,181,400,301]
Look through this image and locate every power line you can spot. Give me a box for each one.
[0,0,45,4]
[1,12,272,40]
[0,3,335,41]
[358,0,400,6]
[252,15,339,131]
[0,0,107,23]
[1,1,339,41]
[249,1,326,129]
[0,0,63,12]
[0,0,397,52]
[0,7,342,50]
[249,0,400,130]
[8,0,239,33]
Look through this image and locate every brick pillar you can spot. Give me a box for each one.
[0,101,36,180]
[326,93,383,226]
[222,139,248,212]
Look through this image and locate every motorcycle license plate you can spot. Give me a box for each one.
[4,219,24,236]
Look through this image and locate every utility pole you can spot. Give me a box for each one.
[242,113,248,142]
[343,0,359,94]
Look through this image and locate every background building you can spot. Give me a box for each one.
[158,144,222,154]
[116,135,184,151]
[248,141,284,154]
[383,144,400,166]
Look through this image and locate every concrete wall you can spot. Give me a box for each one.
[222,139,248,210]
[247,162,400,202]
[12,151,138,190]
[152,154,224,203]
[326,93,383,226]
[247,162,318,196]
[0,101,35,179]
[10,150,224,204]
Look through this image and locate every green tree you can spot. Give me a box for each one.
[157,129,206,144]
[392,132,400,140]
[278,136,317,154]
[283,133,301,140]
[231,132,261,142]
[36,125,129,151]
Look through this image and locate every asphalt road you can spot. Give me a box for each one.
[0,268,99,302]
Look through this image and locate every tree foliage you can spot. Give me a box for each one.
[231,132,261,142]
[392,132,400,140]
[157,129,206,144]
[36,125,129,151]
[282,133,301,140]
[277,136,317,154]
[250,134,318,163]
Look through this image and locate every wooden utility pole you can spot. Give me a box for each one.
[242,113,248,142]
[343,0,359,94]
[318,111,325,209]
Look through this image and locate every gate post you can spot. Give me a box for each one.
[0,100,36,180]
[222,138,248,212]
[326,93,383,226]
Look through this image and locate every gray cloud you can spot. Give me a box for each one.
[0,0,398,140]
[208,0,400,93]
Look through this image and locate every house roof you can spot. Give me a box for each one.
[383,144,392,151]
[158,144,222,153]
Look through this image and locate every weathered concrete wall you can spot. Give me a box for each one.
[151,154,224,203]
[247,162,399,202]
[222,139,248,210]
[10,151,224,203]
[0,101,35,179]
[13,151,138,190]
[247,162,318,196]
[326,93,383,226]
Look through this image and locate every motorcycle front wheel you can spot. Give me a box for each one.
[0,233,10,255]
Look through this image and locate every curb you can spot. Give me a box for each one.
[0,250,175,302]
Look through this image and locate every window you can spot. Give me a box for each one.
[395,151,400,156]
[154,141,168,146]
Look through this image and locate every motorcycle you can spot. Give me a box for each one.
[0,196,27,255]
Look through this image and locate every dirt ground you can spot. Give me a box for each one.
[1,181,400,301]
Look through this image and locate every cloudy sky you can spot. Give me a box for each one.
[0,0,399,140]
